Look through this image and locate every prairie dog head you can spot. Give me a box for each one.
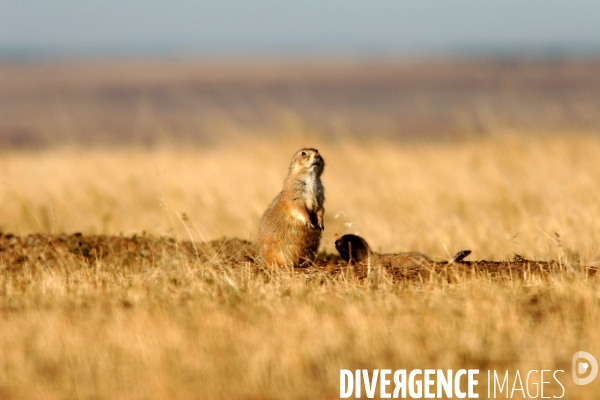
[335,234,371,263]
[289,148,325,177]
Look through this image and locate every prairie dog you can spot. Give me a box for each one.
[335,234,471,269]
[258,148,325,267]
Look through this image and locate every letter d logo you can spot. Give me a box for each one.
[572,351,598,385]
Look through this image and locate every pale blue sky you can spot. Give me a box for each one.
[1,1,599,57]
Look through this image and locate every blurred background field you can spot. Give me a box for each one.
[1,60,600,262]
[3,2,600,399]
[2,59,600,147]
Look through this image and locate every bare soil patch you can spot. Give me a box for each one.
[0,233,591,283]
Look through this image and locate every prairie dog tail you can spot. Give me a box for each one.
[448,250,471,263]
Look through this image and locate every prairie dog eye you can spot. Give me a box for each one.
[301,151,306,156]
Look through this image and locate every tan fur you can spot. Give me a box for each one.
[258,148,325,267]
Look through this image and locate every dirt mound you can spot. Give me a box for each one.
[0,233,593,282]
[0,232,257,269]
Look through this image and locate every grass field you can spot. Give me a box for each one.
[2,60,600,399]
[2,133,599,262]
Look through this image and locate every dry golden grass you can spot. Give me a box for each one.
[2,132,599,262]
[2,132,600,399]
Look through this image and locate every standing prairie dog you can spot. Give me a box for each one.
[258,148,325,267]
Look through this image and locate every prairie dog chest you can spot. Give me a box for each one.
[299,175,323,211]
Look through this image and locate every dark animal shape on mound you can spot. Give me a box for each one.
[335,234,471,269]
[331,234,595,282]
